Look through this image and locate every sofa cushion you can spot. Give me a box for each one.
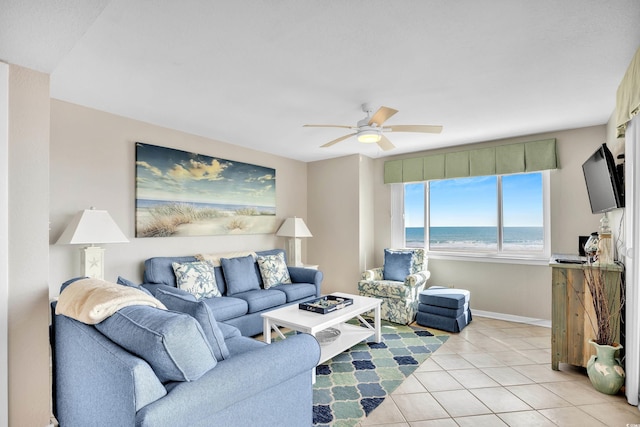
[144,256,199,287]
[172,261,222,299]
[257,252,292,289]
[60,276,87,293]
[419,292,465,309]
[117,276,154,296]
[271,283,317,303]
[419,286,470,309]
[95,305,217,382]
[218,321,242,339]
[225,335,267,357]
[196,251,257,267]
[232,289,286,313]
[201,296,249,322]
[221,255,261,295]
[418,302,468,318]
[256,248,287,258]
[383,249,414,281]
[155,289,230,361]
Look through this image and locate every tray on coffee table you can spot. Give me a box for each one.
[299,295,353,314]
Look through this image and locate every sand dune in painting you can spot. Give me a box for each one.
[173,215,279,236]
[136,203,276,237]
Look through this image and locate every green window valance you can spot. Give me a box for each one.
[423,154,445,180]
[445,151,469,178]
[384,138,557,184]
[469,147,496,176]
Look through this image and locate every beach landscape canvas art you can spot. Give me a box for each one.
[135,143,277,237]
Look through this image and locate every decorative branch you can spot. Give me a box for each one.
[582,264,625,346]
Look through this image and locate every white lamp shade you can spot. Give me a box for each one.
[276,217,312,238]
[56,208,129,245]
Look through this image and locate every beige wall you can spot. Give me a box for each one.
[49,100,309,295]
[8,65,51,426]
[307,155,362,294]
[0,62,8,427]
[359,155,376,273]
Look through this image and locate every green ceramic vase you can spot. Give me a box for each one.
[586,340,625,395]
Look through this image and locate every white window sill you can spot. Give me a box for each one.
[426,251,551,266]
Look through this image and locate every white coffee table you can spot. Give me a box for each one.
[261,292,382,364]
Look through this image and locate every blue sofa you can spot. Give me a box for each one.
[50,280,321,426]
[142,249,323,336]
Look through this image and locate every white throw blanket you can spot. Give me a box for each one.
[55,278,166,325]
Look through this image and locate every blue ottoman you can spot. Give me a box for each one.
[416,286,472,332]
[418,303,466,318]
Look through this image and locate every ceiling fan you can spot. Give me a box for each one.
[304,103,443,151]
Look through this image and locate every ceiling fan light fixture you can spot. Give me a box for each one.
[357,130,381,143]
[308,104,442,150]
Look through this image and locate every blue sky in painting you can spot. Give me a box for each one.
[135,143,276,207]
[405,173,543,227]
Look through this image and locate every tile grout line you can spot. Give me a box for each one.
[362,316,638,427]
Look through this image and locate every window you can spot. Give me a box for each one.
[401,171,549,259]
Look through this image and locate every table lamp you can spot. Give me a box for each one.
[276,217,312,267]
[56,207,129,279]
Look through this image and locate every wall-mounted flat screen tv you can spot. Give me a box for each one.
[582,143,624,214]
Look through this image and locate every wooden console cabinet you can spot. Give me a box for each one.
[550,259,623,370]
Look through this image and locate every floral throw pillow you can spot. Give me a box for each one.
[257,253,292,289]
[172,261,222,299]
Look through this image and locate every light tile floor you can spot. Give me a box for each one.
[362,316,640,427]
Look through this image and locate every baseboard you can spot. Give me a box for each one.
[472,309,551,328]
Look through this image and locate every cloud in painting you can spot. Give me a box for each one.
[252,184,273,198]
[245,174,274,183]
[136,143,275,208]
[136,161,162,177]
[168,158,228,181]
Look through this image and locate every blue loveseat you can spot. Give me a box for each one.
[141,249,323,336]
[50,276,321,427]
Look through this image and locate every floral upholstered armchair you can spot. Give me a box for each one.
[358,248,430,325]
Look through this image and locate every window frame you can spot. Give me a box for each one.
[392,170,551,265]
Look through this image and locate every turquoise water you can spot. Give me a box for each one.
[406,226,543,250]
[136,198,276,214]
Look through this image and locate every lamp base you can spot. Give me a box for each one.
[285,238,303,267]
[81,246,105,280]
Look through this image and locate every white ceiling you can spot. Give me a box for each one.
[2,1,640,162]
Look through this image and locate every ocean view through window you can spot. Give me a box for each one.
[405,226,544,250]
[404,172,545,254]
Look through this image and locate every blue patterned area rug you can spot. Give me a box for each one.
[312,321,448,427]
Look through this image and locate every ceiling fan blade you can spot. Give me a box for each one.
[368,106,398,127]
[384,124,443,134]
[303,124,355,129]
[376,134,396,151]
[320,133,357,148]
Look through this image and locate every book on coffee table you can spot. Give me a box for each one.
[299,295,354,314]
